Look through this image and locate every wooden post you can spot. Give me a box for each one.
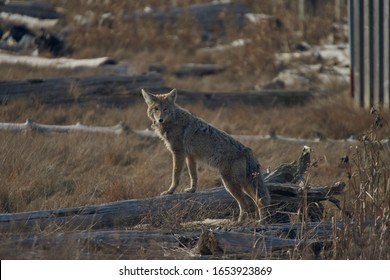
[349,0,390,109]
[373,0,380,107]
[350,0,362,106]
[363,0,371,109]
[384,0,390,108]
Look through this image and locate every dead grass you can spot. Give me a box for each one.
[2,0,388,260]
[0,94,389,259]
[1,94,389,212]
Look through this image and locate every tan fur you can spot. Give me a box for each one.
[142,88,270,222]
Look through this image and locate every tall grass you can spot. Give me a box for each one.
[330,109,390,259]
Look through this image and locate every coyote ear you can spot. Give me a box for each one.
[141,89,156,105]
[166,88,177,103]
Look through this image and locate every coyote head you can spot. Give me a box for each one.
[142,88,177,124]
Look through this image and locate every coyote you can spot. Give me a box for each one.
[142,88,270,222]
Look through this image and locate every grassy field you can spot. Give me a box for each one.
[0,0,389,259]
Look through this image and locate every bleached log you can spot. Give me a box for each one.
[2,121,387,146]
[0,52,116,69]
[0,119,127,134]
[0,2,62,29]
[2,120,387,146]
[0,12,59,29]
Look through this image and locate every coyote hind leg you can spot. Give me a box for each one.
[221,174,249,222]
[244,183,268,223]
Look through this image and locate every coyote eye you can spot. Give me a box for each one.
[153,107,159,111]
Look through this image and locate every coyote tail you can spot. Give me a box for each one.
[244,148,270,206]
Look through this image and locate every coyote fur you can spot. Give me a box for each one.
[142,88,270,222]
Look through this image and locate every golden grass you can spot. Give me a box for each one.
[1,94,389,213]
[0,93,389,259]
[2,0,388,260]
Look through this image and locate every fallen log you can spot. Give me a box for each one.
[0,73,167,105]
[0,2,62,29]
[0,52,116,69]
[0,146,345,232]
[0,74,315,106]
[0,221,342,259]
[197,221,342,257]
[1,120,380,146]
[197,230,314,256]
[0,229,199,259]
[0,119,128,134]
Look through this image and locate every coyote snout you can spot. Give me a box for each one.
[142,88,270,222]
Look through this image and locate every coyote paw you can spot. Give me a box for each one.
[184,187,196,193]
[160,190,173,196]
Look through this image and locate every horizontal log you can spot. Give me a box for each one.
[0,53,116,69]
[0,73,316,106]
[0,73,167,105]
[0,221,342,259]
[197,221,342,257]
[1,120,383,146]
[0,229,200,259]
[177,89,317,107]
[0,2,62,29]
[198,230,315,256]
[0,3,63,20]
[0,119,127,134]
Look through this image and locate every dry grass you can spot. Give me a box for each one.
[1,94,389,212]
[0,93,389,259]
[2,0,389,260]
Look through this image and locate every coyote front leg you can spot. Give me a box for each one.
[161,151,185,195]
[184,155,197,193]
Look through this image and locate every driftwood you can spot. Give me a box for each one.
[0,52,115,69]
[1,120,380,146]
[197,221,342,257]
[0,221,341,259]
[0,146,345,233]
[3,120,389,147]
[0,229,200,259]
[0,73,166,105]
[0,2,62,20]
[0,119,127,134]
[0,2,62,29]
[0,74,317,106]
